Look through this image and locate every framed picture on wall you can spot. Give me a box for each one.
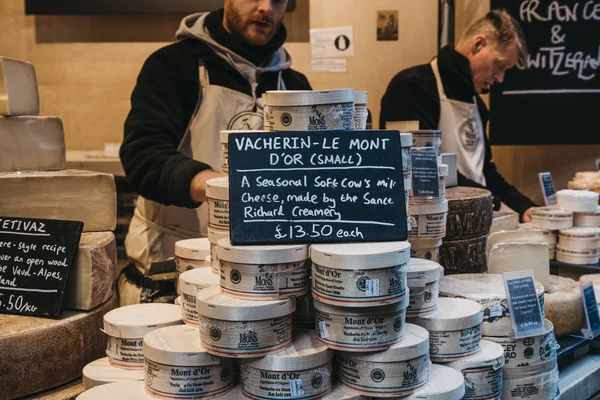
[25,0,296,14]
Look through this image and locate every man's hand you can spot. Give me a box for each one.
[522,207,534,223]
[190,169,224,203]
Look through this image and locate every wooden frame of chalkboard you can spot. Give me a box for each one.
[228,130,408,245]
[489,0,599,145]
[24,0,296,14]
[0,217,83,318]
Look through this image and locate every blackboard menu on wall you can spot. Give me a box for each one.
[489,0,599,145]
[0,217,83,318]
[228,130,407,245]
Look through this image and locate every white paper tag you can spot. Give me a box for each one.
[489,305,504,318]
[290,379,305,396]
[312,58,348,73]
[365,279,380,297]
[318,321,330,339]
[408,278,427,288]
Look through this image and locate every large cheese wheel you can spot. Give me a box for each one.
[439,234,487,274]
[0,170,117,232]
[64,232,116,311]
[0,294,118,399]
[545,275,585,337]
[0,116,65,173]
[445,187,493,240]
[0,56,39,116]
[490,211,519,234]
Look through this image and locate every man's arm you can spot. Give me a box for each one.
[120,45,213,208]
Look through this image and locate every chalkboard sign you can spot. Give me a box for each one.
[0,217,83,318]
[490,0,599,145]
[538,172,556,206]
[503,270,546,338]
[580,281,600,339]
[228,130,407,245]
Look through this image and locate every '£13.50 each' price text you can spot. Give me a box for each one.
[274,224,364,240]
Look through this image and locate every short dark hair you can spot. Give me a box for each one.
[461,10,528,63]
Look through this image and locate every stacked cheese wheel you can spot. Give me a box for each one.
[438,186,493,274]
[406,131,450,264]
[439,273,560,400]
[0,57,124,398]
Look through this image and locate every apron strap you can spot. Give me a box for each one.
[430,59,448,101]
[199,63,210,88]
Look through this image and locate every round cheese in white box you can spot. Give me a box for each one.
[574,208,600,227]
[313,295,409,352]
[530,207,573,231]
[240,330,333,400]
[220,130,265,174]
[179,267,220,326]
[408,237,442,262]
[264,89,354,131]
[502,357,559,400]
[143,325,235,399]
[404,364,465,400]
[446,340,504,400]
[558,227,600,250]
[556,245,600,265]
[82,357,144,390]
[217,238,310,300]
[76,381,154,400]
[311,242,410,307]
[340,323,430,398]
[484,319,557,368]
[175,238,210,287]
[406,258,442,317]
[408,200,448,240]
[206,177,229,231]
[556,189,599,212]
[196,286,295,358]
[439,273,545,337]
[208,228,228,274]
[410,297,483,362]
[103,304,183,369]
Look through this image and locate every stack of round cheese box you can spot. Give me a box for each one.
[438,273,560,400]
[527,187,600,265]
[404,130,450,264]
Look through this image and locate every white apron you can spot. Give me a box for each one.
[431,59,486,185]
[119,64,279,305]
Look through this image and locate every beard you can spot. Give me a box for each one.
[224,4,281,46]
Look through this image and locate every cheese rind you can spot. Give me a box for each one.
[0,57,40,116]
[0,294,118,399]
[488,242,549,289]
[556,189,599,212]
[0,116,66,172]
[490,211,519,234]
[64,232,116,311]
[445,186,493,240]
[439,234,487,274]
[0,170,117,232]
[545,275,585,337]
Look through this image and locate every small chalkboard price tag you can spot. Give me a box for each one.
[0,216,83,318]
[503,270,546,339]
[538,172,556,206]
[596,158,600,171]
[228,130,407,245]
[579,281,600,340]
[411,149,439,198]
